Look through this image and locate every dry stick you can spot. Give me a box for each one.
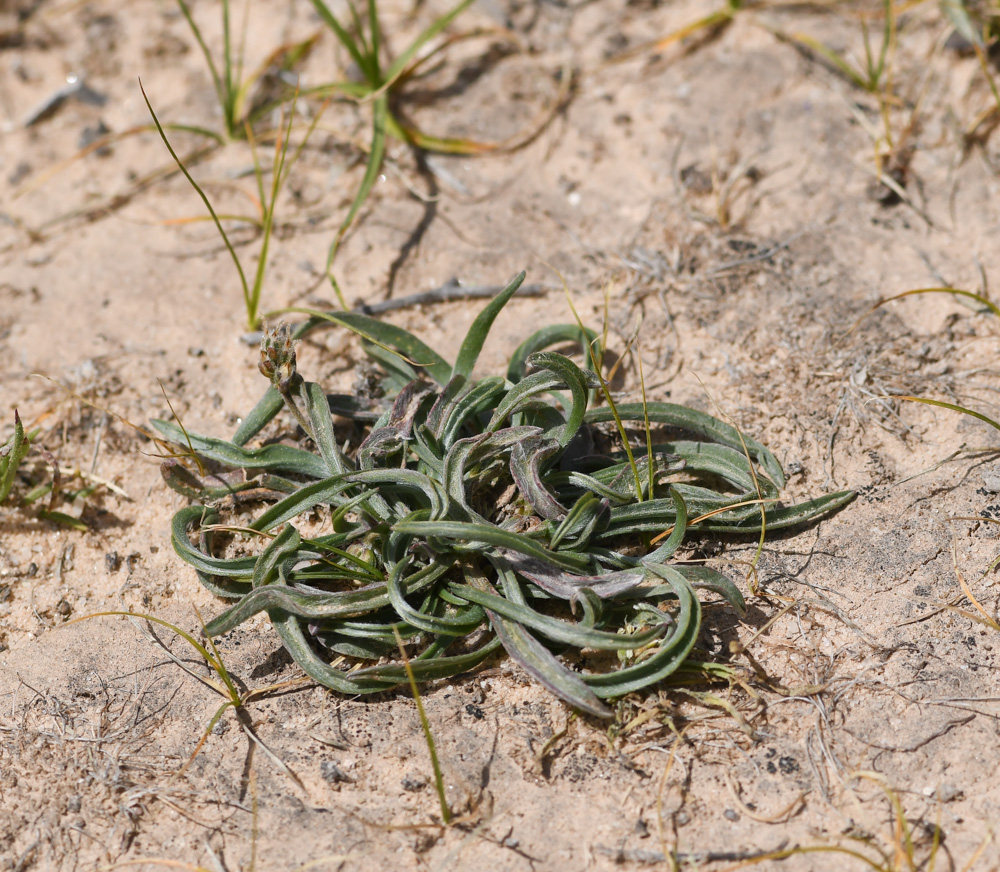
[946,521,1000,630]
[705,232,803,276]
[352,281,551,315]
[724,769,807,824]
[593,842,792,867]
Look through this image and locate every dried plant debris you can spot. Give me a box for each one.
[155,273,853,717]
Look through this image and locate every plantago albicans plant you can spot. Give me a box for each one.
[155,273,854,716]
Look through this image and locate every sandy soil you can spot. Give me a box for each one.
[3,1,1000,869]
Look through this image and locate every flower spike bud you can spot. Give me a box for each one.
[259,323,301,393]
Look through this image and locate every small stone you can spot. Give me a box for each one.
[936,784,963,803]
[78,120,111,152]
[401,773,427,792]
[57,600,72,617]
[778,756,800,775]
[723,808,739,822]
[320,760,352,784]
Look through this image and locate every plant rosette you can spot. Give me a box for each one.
[155,273,854,717]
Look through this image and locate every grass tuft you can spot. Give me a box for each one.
[175,0,316,141]
[141,81,320,329]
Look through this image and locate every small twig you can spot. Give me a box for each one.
[593,842,790,865]
[706,232,803,276]
[57,466,130,499]
[353,281,551,315]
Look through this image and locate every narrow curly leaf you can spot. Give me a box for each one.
[153,419,329,478]
[583,565,701,697]
[451,583,664,650]
[232,387,285,446]
[160,460,299,502]
[388,560,486,635]
[425,375,469,438]
[205,560,450,635]
[549,493,610,551]
[294,309,452,385]
[468,563,611,718]
[438,376,505,449]
[507,323,598,384]
[304,380,350,476]
[510,436,565,520]
[451,272,525,380]
[485,368,568,434]
[503,551,646,600]
[394,518,591,572]
[585,403,785,488]
[171,506,257,581]
[349,637,503,684]
[525,352,596,446]
[642,487,688,564]
[672,565,746,617]
[694,489,856,532]
[442,427,540,516]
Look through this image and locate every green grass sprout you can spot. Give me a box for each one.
[303,0,569,305]
[769,0,895,95]
[141,80,320,329]
[15,1,315,229]
[0,410,32,504]
[0,409,97,530]
[155,273,854,715]
[175,0,317,141]
[394,625,451,824]
[304,0,475,305]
